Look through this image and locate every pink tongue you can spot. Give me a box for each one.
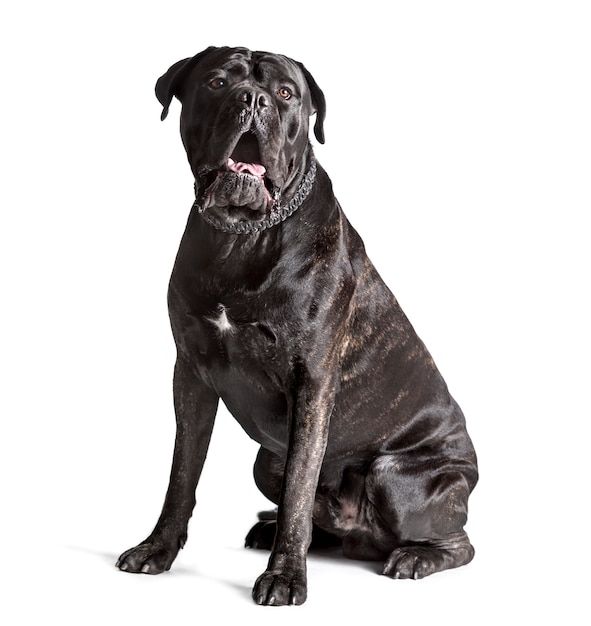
[227,158,266,178]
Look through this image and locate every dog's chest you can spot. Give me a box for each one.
[206,305,234,334]
[176,295,280,366]
[173,294,291,447]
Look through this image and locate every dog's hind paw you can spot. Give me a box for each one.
[245,515,342,552]
[382,538,475,579]
[245,520,276,550]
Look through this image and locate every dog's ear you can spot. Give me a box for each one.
[155,46,218,121]
[298,63,326,144]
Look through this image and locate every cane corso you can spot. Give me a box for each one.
[117,46,478,605]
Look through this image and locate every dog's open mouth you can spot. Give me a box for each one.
[228,131,266,177]
[197,131,278,214]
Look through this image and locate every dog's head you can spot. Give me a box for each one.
[156,46,326,221]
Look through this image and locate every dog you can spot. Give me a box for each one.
[117,46,478,606]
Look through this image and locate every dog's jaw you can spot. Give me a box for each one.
[193,127,304,221]
[197,169,275,216]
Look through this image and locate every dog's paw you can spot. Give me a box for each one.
[116,539,180,575]
[382,540,475,579]
[245,520,276,550]
[252,568,307,606]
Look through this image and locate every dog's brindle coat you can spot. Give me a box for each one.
[117,46,478,605]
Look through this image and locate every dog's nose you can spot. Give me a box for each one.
[237,89,269,110]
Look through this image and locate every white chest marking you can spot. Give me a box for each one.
[206,304,234,335]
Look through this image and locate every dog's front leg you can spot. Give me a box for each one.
[252,367,335,606]
[117,357,219,574]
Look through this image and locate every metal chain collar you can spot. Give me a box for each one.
[194,157,317,235]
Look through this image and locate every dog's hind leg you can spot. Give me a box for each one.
[366,453,477,579]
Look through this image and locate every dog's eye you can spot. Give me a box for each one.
[278,87,292,100]
[209,77,226,90]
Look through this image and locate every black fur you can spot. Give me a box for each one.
[117,46,478,606]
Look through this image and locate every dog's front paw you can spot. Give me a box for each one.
[252,565,307,606]
[116,538,181,575]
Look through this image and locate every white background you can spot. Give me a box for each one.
[1,1,589,623]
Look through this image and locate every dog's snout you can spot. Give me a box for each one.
[238,89,269,110]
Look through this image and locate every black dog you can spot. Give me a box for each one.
[117,46,478,606]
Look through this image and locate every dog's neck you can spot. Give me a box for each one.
[193,156,317,235]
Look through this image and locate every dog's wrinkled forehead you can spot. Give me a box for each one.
[199,47,308,94]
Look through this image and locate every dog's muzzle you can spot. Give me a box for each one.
[195,123,282,214]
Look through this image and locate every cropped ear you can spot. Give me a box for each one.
[297,62,326,144]
[155,46,219,121]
